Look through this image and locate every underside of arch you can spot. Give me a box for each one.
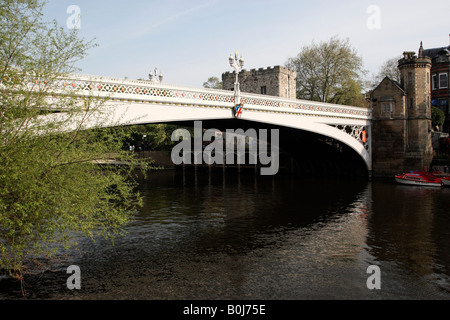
[85,101,371,175]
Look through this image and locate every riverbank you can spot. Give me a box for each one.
[133,151,175,169]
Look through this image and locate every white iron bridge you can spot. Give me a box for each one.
[38,73,372,171]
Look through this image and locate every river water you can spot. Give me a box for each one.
[1,170,450,300]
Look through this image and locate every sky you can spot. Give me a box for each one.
[43,0,450,88]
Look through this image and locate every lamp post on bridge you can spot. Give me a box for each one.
[149,68,163,83]
[229,51,244,117]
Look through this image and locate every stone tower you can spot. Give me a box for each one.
[222,66,297,100]
[371,43,433,177]
[398,43,434,169]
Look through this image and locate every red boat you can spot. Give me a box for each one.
[430,171,450,178]
[395,172,443,187]
[430,171,450,187]
[442,177,450,187]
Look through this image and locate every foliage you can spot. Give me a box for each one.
[432,106,446,130]
[285,36,367,107]
[0,0,145,283]
[203,76,222,89]
[331,78,368,108]
[127,124,182,151]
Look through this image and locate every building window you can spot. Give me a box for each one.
[432,74,438,90]
[381,102,393,116]
[261,86,267,95]
[439,73,448,89]
[408,72,413,86]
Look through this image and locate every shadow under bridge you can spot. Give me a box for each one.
[168,119,369,178]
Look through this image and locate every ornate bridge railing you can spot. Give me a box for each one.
[34,73,372,122]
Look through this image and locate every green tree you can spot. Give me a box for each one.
[432,106,446,131]
[203,76,222,89]
[128,124,181,151]
[331,78,368,108]
[0,0,144,285]
[285,36,366,106]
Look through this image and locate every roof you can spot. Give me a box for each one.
[423,45,450,58]
[370,76,405,99]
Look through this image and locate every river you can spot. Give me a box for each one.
[1,170,450,300]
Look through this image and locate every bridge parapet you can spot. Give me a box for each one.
[37,74,372,121]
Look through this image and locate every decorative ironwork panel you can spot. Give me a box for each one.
[330,124,370,153]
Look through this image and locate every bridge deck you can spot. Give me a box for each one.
[38,73,371,122]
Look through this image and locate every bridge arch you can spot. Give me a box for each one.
[38,74,372,175]
[94,100,371,175]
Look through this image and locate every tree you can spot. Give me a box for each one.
[369,56,402,89]
[432,107,445,131]
[128,124,181,151]
[332,78,368,108]
[203,76,222,89]
[0,0,145,286]
[285,36,367,106]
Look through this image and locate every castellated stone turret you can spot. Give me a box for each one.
[222,66,297,100]
[398,46,433,156]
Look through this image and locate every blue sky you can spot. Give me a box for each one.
[43,0,450,88]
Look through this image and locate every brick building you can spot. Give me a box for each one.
[422,43,450,132]
[222,66,297,100]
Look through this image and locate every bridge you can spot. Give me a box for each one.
[35,73,372,175]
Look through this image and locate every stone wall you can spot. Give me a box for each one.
[398,52,432,120]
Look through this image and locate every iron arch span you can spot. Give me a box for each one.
[89,100,371,173]
[40,86,371,176]
[36,74,371,175]
[40,104,370,177]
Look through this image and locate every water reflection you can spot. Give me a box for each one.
[128,171,374,300]
[1,171,449,300]
[367,182,450,298]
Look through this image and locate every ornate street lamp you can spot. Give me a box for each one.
[229,51,244,105]
[149,67,163,83]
